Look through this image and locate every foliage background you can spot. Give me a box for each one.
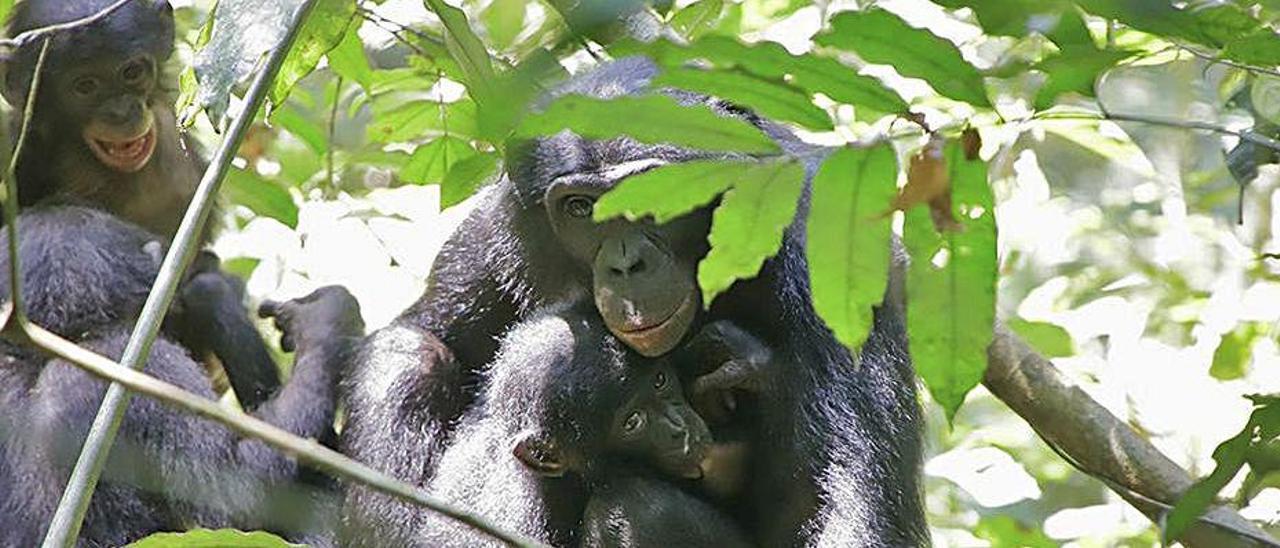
[107,0,1280,544]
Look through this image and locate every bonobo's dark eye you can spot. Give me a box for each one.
[73,77,99,97]
[623,411,645,434]
[654,371,667,390]
[561,195,594,219]
[119,58,150,84]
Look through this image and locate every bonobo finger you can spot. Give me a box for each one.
[279,332,296,353]
[684,321,771,376]
[258,300,283,318]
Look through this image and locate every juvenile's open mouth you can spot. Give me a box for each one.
[86,121,156,173]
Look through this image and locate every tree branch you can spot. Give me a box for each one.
[0,0,134,50]
[985,327,1278,547]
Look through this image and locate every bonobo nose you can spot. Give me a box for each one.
[603,235,651,277]
[104,99,144,126]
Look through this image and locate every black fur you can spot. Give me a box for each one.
[0,206,365,545]
[341,57,926,545]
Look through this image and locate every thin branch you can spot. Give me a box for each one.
[0,0,135,50]
[0,37,50,337]
[1178,45,1280,80]
[6,306,544,548]
[985,327,1278,548]
[1035,110,1280,152]
[327,77,343,191]
[43,2,323,544]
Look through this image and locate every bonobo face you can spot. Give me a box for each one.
[544,164,710,358]
[608,362,712,479]
[52,54,160,173]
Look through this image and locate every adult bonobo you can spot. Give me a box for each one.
[1,0,283,409]
[341,57,926,545]
[0,206,366,545]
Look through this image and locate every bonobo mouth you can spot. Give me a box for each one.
[611,291,698,357]
[84,119,157,173]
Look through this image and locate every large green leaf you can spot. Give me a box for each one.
[1223,30,1280,66]
[268,0,357,112]
[816,9,991,108]
[1166,396,1280,543]
[423,0,497,104]
[1209,323,1263,380]
[806,145,898,351]
[188,0,301,126]
[1007,319,1073,358]
[223,168,300,228]
[670,0,725,40]
[482,0,527,50]
[1033,48,1131,109]
[697,160,805,305]
[1073,0,1218,46]
[517,94,779,154]
[904,140,997,420]
[402,137,477,185]
[653,67,831,130]
[623,36,908,116]
[594,160,752,223]
[367,100,478,144]
[442,153,500,207]
[327,24,374,91]
[129,529,299,547]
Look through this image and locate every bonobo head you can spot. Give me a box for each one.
[4,0,175,174]
[489,304,712,481]
[508,57,755,357]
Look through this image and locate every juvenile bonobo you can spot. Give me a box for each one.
[2,0,282,409]
[343,56,925,546]
[355,304,734,547]
[0,206,365,546]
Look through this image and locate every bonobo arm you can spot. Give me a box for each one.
[236,286,364,478]
[175,252,282,409]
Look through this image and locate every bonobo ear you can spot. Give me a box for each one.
[513,433,566,477]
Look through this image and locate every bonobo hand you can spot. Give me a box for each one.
[259,286,364,354]
[682,321,772,425]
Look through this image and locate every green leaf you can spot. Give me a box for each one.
[423,0,497,104]
[594,160,753,223]
[933,0,1078,42]
[482,0,527,50]
[1192,3,1264,46]
[189,0,302,126]
[1165,398,1280,542]
[402,137,477,185]
[223,168,299,229]
[670,0,724,40]
[328,24,374,91]
[442,153,500,207]
[806,145,898,351]
[367,100,478,143]
[271,105,328,155]
[652,67,832,130]
[268,0,358,112]
[1210,323,1263,380]
[518,94,779,154]
[816,9,991,107]
[1223,30,1280,66]
[1073,0,1217,46]
[697,160,806,305]
[1007,319,1073,358]
[221,258,261,281]
[973,516,1057,548]
[128,529,299,547]
[624,36,908,116]
[1033,48,1131,109]
[905,140,997,421]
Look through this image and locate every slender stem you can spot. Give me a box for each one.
[15,313,545,548]
[42,2,322,544]
[1034,110,1280,152]
[0,0,135,49]
[1,37,50,335]
[327,76,342,191]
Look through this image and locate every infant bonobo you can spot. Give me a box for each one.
[406,303,745,547]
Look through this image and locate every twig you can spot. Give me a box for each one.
[0,37,49,337]
[42,2,324,544]
[0,0,135,50]
[327,77,343,191]
[12,307,545,548]
[1178,45,1280,80]
[1036,110,1280,152]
